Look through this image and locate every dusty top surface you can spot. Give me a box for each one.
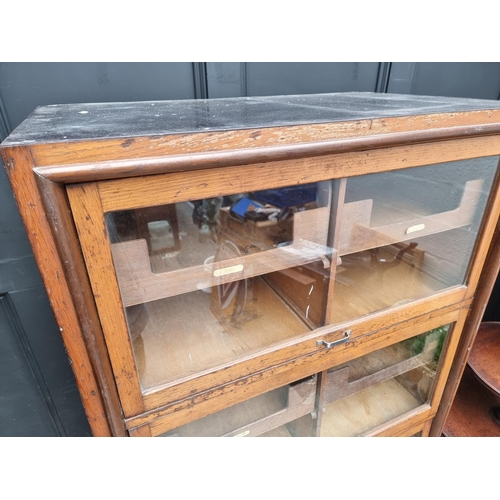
[3,92,500,146]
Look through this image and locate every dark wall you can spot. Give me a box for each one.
[0,62,199,437]
[1,62,499,436]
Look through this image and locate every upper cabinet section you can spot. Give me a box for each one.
[103,155,497,391]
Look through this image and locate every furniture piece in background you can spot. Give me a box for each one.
[2,92,500,437]
[443,322,500,436]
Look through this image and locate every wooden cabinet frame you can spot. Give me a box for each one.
[3,95,500,436]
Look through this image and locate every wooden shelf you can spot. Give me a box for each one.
[319,331,442,436]
[259,425,294,437]
[130,244,451,392]
[158,377,316,437]
[130,276,311,391]
[339,179,483,255]
[113,206,331,307]
[324,350,434,406]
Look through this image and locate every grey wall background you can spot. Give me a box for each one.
[1,62,499,436]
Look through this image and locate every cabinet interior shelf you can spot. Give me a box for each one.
[113,206,331,307]
[129,249,447,391]
[158,376,316,437]
[339,179,483,255]
[320,335,437,436]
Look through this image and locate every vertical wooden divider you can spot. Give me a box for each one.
[429,308,470,411]
[312,370,328,436]
[325,178,347,326]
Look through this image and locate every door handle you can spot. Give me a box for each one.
[317,330,351,349]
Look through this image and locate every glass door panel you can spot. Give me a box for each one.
[329,157,498,323]
[106,183,333,390]
[105,156,497,392]
[320,324,451,436]
[159,376,316,437]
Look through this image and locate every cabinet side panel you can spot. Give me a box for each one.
[35,175,126,436]
[464,160,500,296]
[428,308,470,410]
[430,216,500,436]
[66,182,145,417]
[0,146,112,436]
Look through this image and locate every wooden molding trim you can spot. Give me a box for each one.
[32,122,500,184]
[66,182,145,418]
[34,174,126,436]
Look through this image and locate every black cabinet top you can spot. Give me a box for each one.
[3,92,500,146]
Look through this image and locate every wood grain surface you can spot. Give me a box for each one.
[468,322,500,395]
[96,136,500,213]
[66,183,145,417]
[0,147,114,436]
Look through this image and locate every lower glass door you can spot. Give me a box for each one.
[319,324,451,436]
[158,376,317,437]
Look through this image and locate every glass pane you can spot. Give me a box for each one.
[107,183,332,390]
[159,377,316,437]
[329,157,498,323]
[320,324,451,436]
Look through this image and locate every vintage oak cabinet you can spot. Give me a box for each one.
[2,93,500,437]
